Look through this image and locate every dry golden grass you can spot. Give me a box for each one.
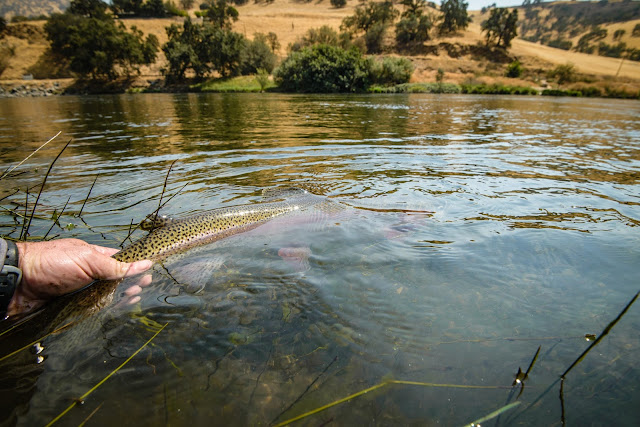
[1,0,638,85]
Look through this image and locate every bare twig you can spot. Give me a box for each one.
[1,131,62,180]
[44,197,71,240]
[21,139,72,241]
[561,290,639,379]
[77,174,99,218]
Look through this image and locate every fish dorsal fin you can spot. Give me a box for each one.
[140,214,175,231]
[261,186,309,201]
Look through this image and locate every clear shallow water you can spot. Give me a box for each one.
[0,93,638,426]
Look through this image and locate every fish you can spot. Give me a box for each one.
[0,187,333,337]
[114,187,328,263]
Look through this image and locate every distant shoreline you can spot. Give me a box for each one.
[1,77,638,100]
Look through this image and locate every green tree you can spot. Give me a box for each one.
[341,0,398,53]
[203,0,239,29]
[395,0,434,46]
[275,44,372,92]
[45,8,158,79]
[140,0,167,17]
[438,0,471,35]
[0,16,6,37]
[342,1,398,33]
[162,18,246,81]
[633,24,640,37]
[68,0,109,18]
[111,0,143,15]
[330,0,347,8]
[613,29,625,41]
[481,7,518,48]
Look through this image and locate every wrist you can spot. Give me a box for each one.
[0,239,23,318]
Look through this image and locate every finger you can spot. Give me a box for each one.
[124,285,143,297]
[137,274,153,288]
[125,260,153,277]
[127,296,141,305]
[92,245,120,257]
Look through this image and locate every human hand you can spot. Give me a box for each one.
[8,239,152,316]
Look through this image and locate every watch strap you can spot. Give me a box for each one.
[0,239,21,318]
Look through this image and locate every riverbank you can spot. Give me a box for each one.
[2,75,638,100]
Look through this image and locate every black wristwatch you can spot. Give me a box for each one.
[0,238,22,318]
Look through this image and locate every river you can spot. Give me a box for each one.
[0,93,638,426]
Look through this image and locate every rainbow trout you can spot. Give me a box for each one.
[0,187,331,342]
[115,187,327,263]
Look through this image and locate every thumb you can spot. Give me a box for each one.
[95,258,153,281]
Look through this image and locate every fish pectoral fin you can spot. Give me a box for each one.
[140,214,175,231]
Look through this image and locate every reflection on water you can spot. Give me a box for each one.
[0,94,639,426]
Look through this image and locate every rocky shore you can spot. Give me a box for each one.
[0,80,68,98]
[0,78,179,97]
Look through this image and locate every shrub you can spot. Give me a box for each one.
[370,56,413,85]
[165,1,188,17]
[330,0,347,8]
[435,68,444,83]
[548,63,576,84]
[289,25,341,52]
[240,38,277,74]
[255,68,270,92]
[274,44,371,93]
[505,60,523,78]
[370,82,461,93]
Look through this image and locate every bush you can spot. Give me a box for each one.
[369,82,461,93]
[462,84,538,95]
[370,56,413,85]
[505,60,522,78]
[289,25,342,52]
[330,0,347,8]
[165,1,188,17]
[548,63,576,84]
[255,68,270,92]
[240,38,277,74]
[274,44,371,93]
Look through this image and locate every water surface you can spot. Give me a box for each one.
[0,94,638,426]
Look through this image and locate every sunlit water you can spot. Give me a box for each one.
[0,94,639,426]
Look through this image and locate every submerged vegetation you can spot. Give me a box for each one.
[1,130,638,425]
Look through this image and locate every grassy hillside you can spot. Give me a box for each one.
[515,0,640,55]
[0,0,69,19]
[1,0,639,92]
